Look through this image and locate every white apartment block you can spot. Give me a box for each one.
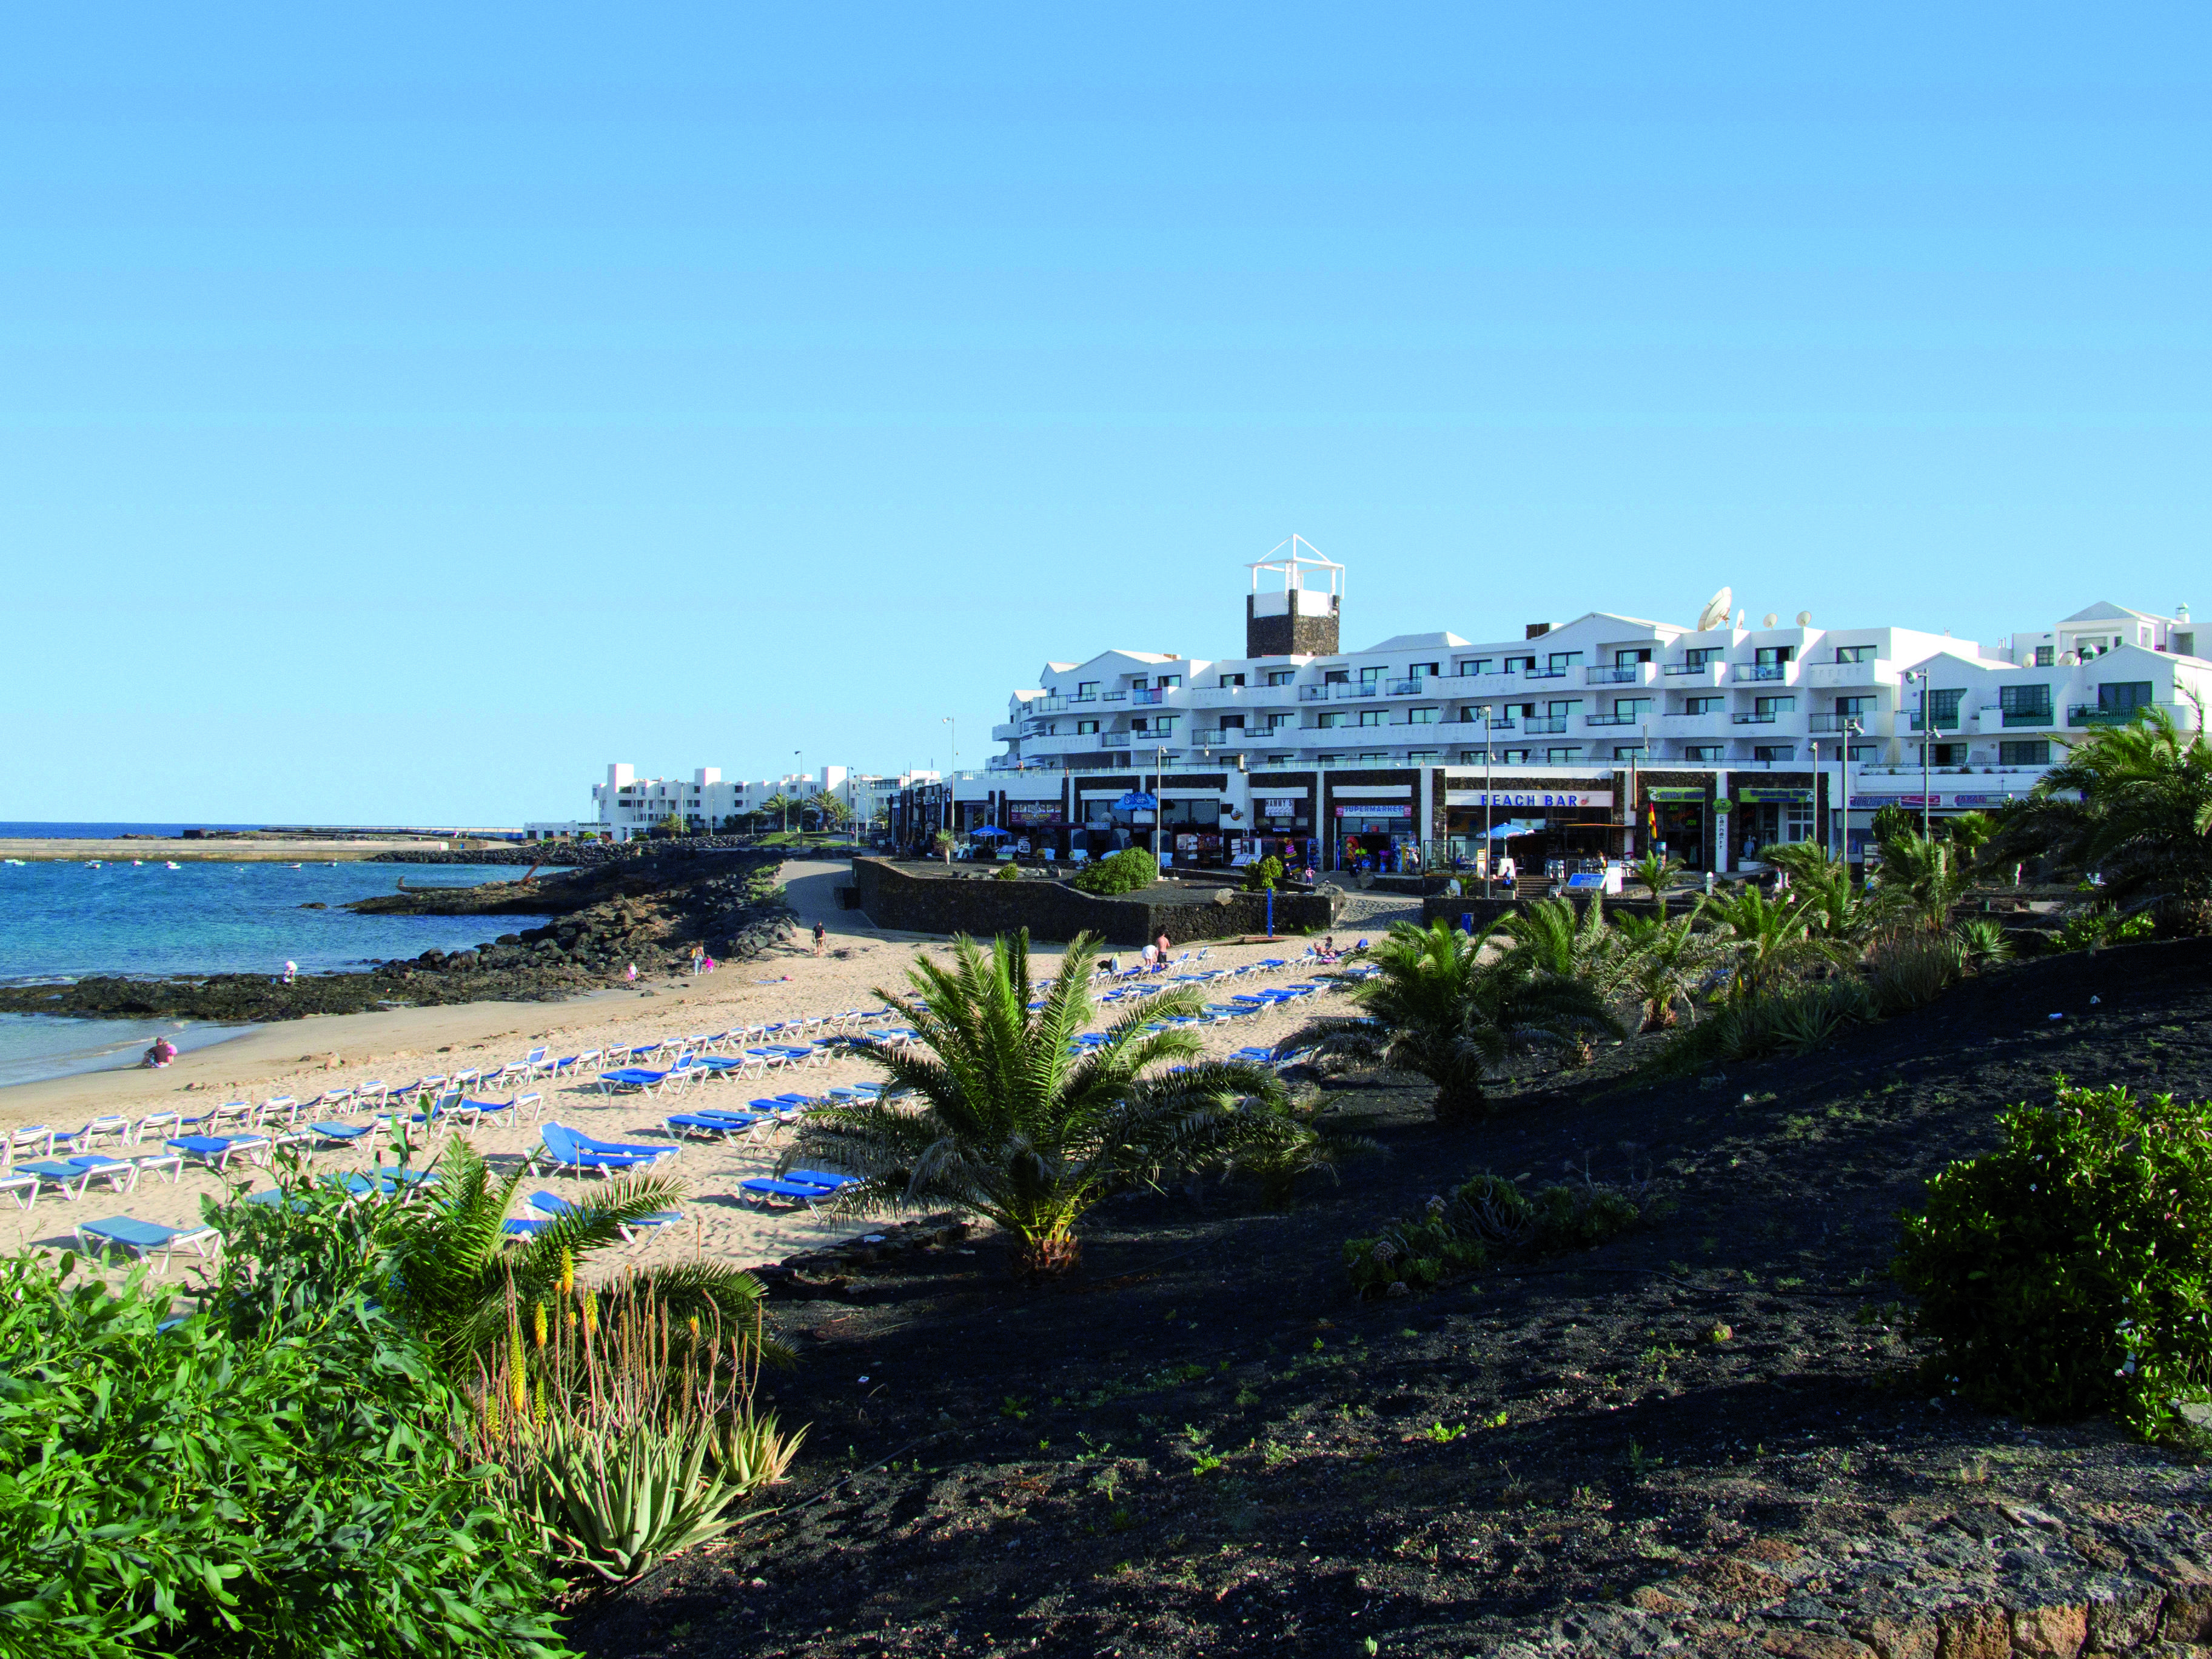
[526,764,936,842]
[991,552,2205,781]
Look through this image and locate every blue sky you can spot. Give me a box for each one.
[5,5,2207,824]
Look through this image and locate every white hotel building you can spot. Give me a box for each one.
[526,765,937,842]
[905,542,2207,877]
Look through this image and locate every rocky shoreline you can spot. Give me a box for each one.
[0,848,798,1024]
[367,833,773,866]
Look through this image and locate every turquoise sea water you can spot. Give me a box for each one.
[0,856,549,1086]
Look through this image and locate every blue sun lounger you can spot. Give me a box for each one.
[530,1189,680,1241]
[75,1215,218,1272]
[663,1110,767,1143]
[738,1177,835,1210]
[166,1134,270,1171]
[15,1157,136,1201]
[595,1067,677,1095]
[536,1123,679,1178]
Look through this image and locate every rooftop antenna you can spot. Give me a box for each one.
[1695,586,1732,632]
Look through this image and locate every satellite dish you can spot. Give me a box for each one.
[1695,587,1732,632]
[1735,608,1746,629]
[1796,610,1812,627]
[1762,612,1778,628]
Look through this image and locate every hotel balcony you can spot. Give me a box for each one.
[1585,663,1657,686]
[1661,660,1727,685]
[1908,713,1962,731]
[1732,662,1798,684]
[1297,685,1329,701]
[1731,712,1781,726]
[1098,732,1133,749]
[1522,716,1572,736]
[1803,659,1900,689]
[990,723,1017,742]
[1129,687,1168,706]
[1584,712,1646,728]
[1332,683,1381,699]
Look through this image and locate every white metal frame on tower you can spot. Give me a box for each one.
[1245,534,1345,600]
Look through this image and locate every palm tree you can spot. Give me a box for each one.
[1869,827,1975,934]
[1629,851,1686,913]
[387,1140,780,1370]
[782,931,1290,1276]
[2003,700,2212,934]
[1496,894,1631,996]
[760,793,797,834]
[1275,919,1621,1122]
[1613,908,1726,1031]
[1703,885,1839,1001]
[1759,842,1882,948]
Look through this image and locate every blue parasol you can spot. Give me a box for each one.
[1113,791,1159,811]
[970,824,1011,838]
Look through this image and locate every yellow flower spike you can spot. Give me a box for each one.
[533,1377,548,1426]
[558,1247,574,1297]
[532,1301,549,1349]
[582,1290,599,1337]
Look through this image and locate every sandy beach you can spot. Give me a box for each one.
[4,859,1396,1281]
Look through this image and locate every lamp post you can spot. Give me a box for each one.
[1839,717,1861,863]
[794,750,803,834]
[942,716,956,840]
[1481,704,1495,893]
[1908,669,1932,838]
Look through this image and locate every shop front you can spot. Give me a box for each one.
[1248,791,1317,873]
[1333,802,1417,873]
[1732,785,1815,868]
[1644,786,1711,871]
[1442,788,1616,879]
[1005,799,1067,857]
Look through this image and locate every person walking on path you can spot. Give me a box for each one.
[813,921,826,956]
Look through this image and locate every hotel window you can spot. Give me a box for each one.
[1456,657,1493,676]
[2096,681,2154,714]
[2000,740,2052,765]
[1848,743,1878,762]
[1267,752,1294,765]
[1155,716,1178,734]
[1158,674,1181,688]
[1265,669,1295,686]
[1834,644,1875,664]
[1407,749,1440,764]
[1500,748,1530,764]
[1131,717,1147,732]
[1754,745,1795,762]
[1686,695,1724,716]
[1458,705,1484,723]
[1614,745,1647,759]
[1547,651,1582,671]
[1409,706,1437,724]
[1681,648,1717,668]
[1754,695,1795,716]
[1755,646,1795,666]
[1218,672,1245,688]
[1684,744,1724,761]
[1356,710,1382,726]
[1505,655,1537,674]
[1999,684,2053,722]
[1410,662,1439,678]
[1219,714,1245,730]
[1458,750,1486,765]
[1546,700,1582,718]
[2034,646,2054,667]
[1359,666,1384,685]
[1267,712,1294,730]
[1835,695,1874,718]
[1316,752,1342,765]
[1076,720,1099,735]
[1317,711,1345,729]
[1076,681,1099,697]
[1615,697,1651,717]
[1323,668,1350,685]
[1614,647,1652,666]
[1546,746,1581,763]
[1359,752,1389,764]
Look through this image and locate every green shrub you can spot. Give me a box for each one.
[0,1244,568,1658]
[1243,855,1286,893]
[1895,1082,2212,1439]
[1071,848,1158,896]
[994,861,1021,881]
[2056,911,2157,953]
[1344,1170,1653,1298]
[1651,979,1874,1074]
[1952,916,2013,965]
[1868,933,1965,1015]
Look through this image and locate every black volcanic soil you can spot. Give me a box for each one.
[569,939,2212,1658]
[0,848,796,1023]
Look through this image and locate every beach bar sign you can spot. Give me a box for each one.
[1446,791,1612,808]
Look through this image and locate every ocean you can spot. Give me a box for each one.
[0,854,551,1087]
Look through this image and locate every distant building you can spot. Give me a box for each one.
[528,764,936,842]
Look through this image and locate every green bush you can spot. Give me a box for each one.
[1895,1082,2212,1439]
[1867,933,1965,1015]
[1651,979,1874,1074]
[1071,848,1158,896]
[1344,1170,1653,1298]
[1243,855,1285,893]
[994,861,1021,881]
[0,1242,568,1658]
[2056,911,2157,952]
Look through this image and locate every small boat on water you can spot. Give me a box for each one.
[1,859,23,866]
[286,862,303,869]
[164,861,181,870]
[87,860,102,867]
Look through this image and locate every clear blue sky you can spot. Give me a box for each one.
[6,6,2207,825]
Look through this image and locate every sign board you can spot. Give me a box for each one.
[1444,791,1613,808]
[1007,803,1064,826]
[1645,786,1706,802]
[1333,803,1413,818]
[1737,788,1813,803]
[1259,798,1301,815]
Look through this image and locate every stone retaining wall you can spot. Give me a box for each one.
[848,859,1336,947]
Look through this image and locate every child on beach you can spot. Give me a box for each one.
[142,1036,178,1068]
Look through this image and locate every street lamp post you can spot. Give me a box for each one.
[1908,669,1932,839]
[793,750,803,834]
[942,717,956,841]
[1481,705,1495,893]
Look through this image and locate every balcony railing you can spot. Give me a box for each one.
[1523,717,1570,736]
[2001,707,2054,727]
[1731,713,1778,725]
[2070,705,2143,727]
[1664,660,1718,675]
[1806,714,1863,734]
[1664,708,1722,718]
[1099,732,1131,749]
[1586,666,1642,683]
[1909,714,1962,731]
[1333,683,1380,699]
[1735,663,1789,682]
[1584,714,1641,727]
[1384,678,1426,695]
[1130,688,1165,705]
[1524,668,1569,680]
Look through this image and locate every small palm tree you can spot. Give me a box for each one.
[1703,885,1839,1002]
[2005,700,2212,934]
[783,931,1290,1276]
[1275,919,1621,1122]
[1630,851,1686,912]
[1869,828,1975,934]
[1614,908,1726,1031]
[1496,894,1631,997]
[1760,842,1881,948]
[389,1140,779,1370]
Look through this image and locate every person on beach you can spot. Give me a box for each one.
[1155,930,1171,969]
[282,960,297,984]
[625,963,637,982]
[689,944,705,976]
[142,1036,178,1068]
[813,922,826,956]
[1140,942,1158,971]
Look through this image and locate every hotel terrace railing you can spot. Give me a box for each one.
[1332,683,1381,699]
[1297,685,1329,700]
[1909,714,1963,731]
[1664,660,1720,674]
[1584,713,1643,726]
[1586,665,1643,683]
[1734,663,1790,682]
